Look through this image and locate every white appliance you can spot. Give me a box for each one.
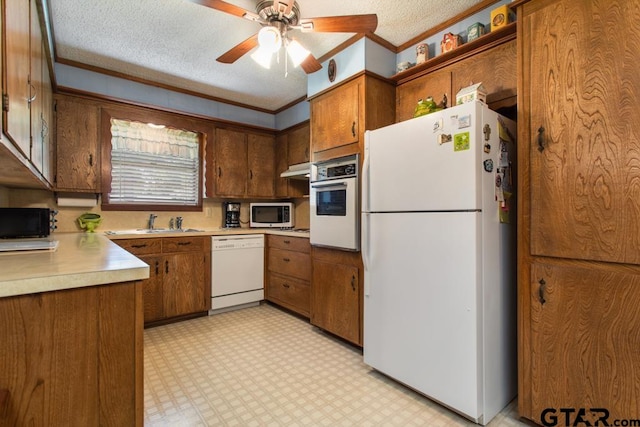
[250,202,294,228]
[310,154,359,251]
[211,235,264,312]
[361,101,517,425]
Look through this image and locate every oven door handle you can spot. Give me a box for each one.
[310,182,348,190]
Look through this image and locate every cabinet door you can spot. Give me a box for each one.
[395,69,451,123]
[139,255,164,323]
[274,133,288,197]
[288,124,310,164]
[162,252,207,318]
[310,81,360,153]
[55,96,100,191]
[311,259,360,344]
[527,262,640,424]
[215,128,247,197]
[3,0,31,156]
[247,132,275,197]
[524,0,640,265]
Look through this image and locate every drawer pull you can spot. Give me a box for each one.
[283,240,291,244]
[177,242,192,246]
[282,283,290,289]
[155,260,159,275]
[131,244,147,249]
[283,257,290,262]
[351,274,356,291]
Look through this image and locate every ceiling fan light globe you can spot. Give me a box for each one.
[257,26,282,53]
[287,39,310,67]
[251,46,273,69]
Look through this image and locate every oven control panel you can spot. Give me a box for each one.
[312,154,358,182]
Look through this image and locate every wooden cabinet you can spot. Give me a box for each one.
[310,74,395,162]
[266,235,311,317]
[115,236,210,325]
[54,94,101,192]
[2,0,53,186]
[275,122,310,198]
[310,247,362,346]
[214,127,275,198]
[0,281,143,426]
[395,68,451,123]
[517,0,640,423]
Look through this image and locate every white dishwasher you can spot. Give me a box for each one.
[210,234,264,313]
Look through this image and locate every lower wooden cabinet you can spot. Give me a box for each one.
[0,281,144,426]
[310,247,363,346]
[266,235,311,317]
[115,236,210,325]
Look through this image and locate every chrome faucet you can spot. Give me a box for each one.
[148,213,157,230]
[176,216,183,230]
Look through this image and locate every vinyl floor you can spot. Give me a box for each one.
[143,303,529,426]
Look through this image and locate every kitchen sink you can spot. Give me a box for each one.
[105,228,204,235]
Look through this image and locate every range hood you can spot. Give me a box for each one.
[280,162,310,180]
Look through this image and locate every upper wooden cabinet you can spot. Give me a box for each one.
[310,74,395,161]
[517,0,640,423]
[275,122,310,199]
[54,94,101,192]
[213,127,275,198]
[2,0,53,186]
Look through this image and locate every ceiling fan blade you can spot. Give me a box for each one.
[188,0,261,22]
[298,14,378,33]
[300,54,322,74]
[216,33,259,64]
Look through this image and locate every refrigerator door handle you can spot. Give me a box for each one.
[362,212,371,296]
[362,141,370,212]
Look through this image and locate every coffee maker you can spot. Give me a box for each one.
[223,202,241,228]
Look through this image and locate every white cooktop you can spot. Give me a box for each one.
[0,238,59,253]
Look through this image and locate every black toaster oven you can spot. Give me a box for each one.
[0,208,55,238]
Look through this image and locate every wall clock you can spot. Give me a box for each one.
[328,59,336,82]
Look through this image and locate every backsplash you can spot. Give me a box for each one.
[2,187,309,233]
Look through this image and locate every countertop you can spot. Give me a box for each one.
[0,229,310,299]
[0,233,149,298]
[103,228,311,239]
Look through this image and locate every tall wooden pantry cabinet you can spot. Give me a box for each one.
[516,0,640,424]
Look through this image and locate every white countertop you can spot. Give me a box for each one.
[0,233,149,298]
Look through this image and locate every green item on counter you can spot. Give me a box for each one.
[413,97,439,118]
[78,213,102,232]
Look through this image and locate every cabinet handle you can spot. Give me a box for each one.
[131,244,147,249]
[538,278,546,305]
[250,170,253,179]
[351,121,356,137]
[177,242,191,246]
[89,153,94,166]
[351,274,356,291]
[155,260,159,275]
[283,257,290,262]
[305,147,309,160]
[537,126,545,152]
[282,283,290,289]
[283,240,291,244]
[165,260,169,274]
[218,167,222,177]
[27,83,36,103]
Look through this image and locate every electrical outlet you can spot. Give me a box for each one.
[205,207,212,218]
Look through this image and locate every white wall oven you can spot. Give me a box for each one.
[310,154,359,251]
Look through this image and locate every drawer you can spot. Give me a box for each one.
[162,236,206,253]
[268,248,311,280]
[267,272,310,317]
[268,235,310,253]
[115,238,162,255]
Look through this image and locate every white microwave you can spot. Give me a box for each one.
[250,202,294,228]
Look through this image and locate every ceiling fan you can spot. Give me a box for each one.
[188,0,378,74]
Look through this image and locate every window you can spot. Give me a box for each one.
[101,109,207,211]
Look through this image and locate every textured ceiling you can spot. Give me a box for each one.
[49,0,485,111]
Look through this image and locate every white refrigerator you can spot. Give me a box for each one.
[361,101,517,425]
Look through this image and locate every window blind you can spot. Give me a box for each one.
[109,119,200,206]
